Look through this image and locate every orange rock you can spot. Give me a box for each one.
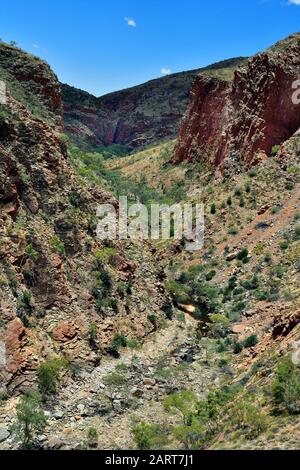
[5,318,27,374]
[52,321,77,342]
[51,254,62,269]
[6,318,26,353]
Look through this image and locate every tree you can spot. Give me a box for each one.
[172,418,205,450]
[230,400,269,439]
[164,390,198,425]
[10,390,47,449]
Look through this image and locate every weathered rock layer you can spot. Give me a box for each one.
[174,33,300,168]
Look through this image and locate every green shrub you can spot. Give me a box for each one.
[10,390,47,449]
[294,213,300,222]
[233,342,243,354]
[191,282,220,317]
[249,169,257,178]
[87,427,98,449]
[165,280,190,305]
[49,235,65,256]
[280,240,289,250]
[22,290,32,307]
[127,339,141,349]
[210,203,216,214]
[94,247,117,264]
[241,274,259,290]
[228,226,238,235]
[271,145,280,156]
[131,421,169,450]
[255,221,270,230]
[147,313,157,327]
[264,252,272,264]
[294,225,300,240]
[107,333,128,357]
[25,244,39,262]
[68,190,86,209]
[103,372,128,386]
[38,359,68,398]
[236,248,249,263]
[172,418,205,450]
[254,290,268,301]
[205,270,216,281]
[208,313,231,338]
[164,390,198,425]
[17,290,33,327]
[271,358,300,414]
[230,400,269,438]
[243,335,258,348]
[88,323,98,349]
[161,298,174,320]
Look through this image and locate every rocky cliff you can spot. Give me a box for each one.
[174,33,300,168]
[62,58,246,150]
[0,43,171,395]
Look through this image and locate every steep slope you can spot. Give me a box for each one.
[62,58,246,150]
[0,43,171,396]
[103,127,300,450]
[174,33,300,168]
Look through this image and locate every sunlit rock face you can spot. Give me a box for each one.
[174,33,300,169]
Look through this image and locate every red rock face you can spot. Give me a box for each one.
[5,318,27,375]
[174,33,300,168]
[175,76,231,164]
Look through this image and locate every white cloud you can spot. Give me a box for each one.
[124,17,136,27]
[161,67,171,75]
[32,44,40,49]
[288,0,300,5]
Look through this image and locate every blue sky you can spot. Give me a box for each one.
[1,0,300,96]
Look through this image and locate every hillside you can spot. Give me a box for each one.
[1,34,300,452]
[0,42,171,402]
[62,57,246,151]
